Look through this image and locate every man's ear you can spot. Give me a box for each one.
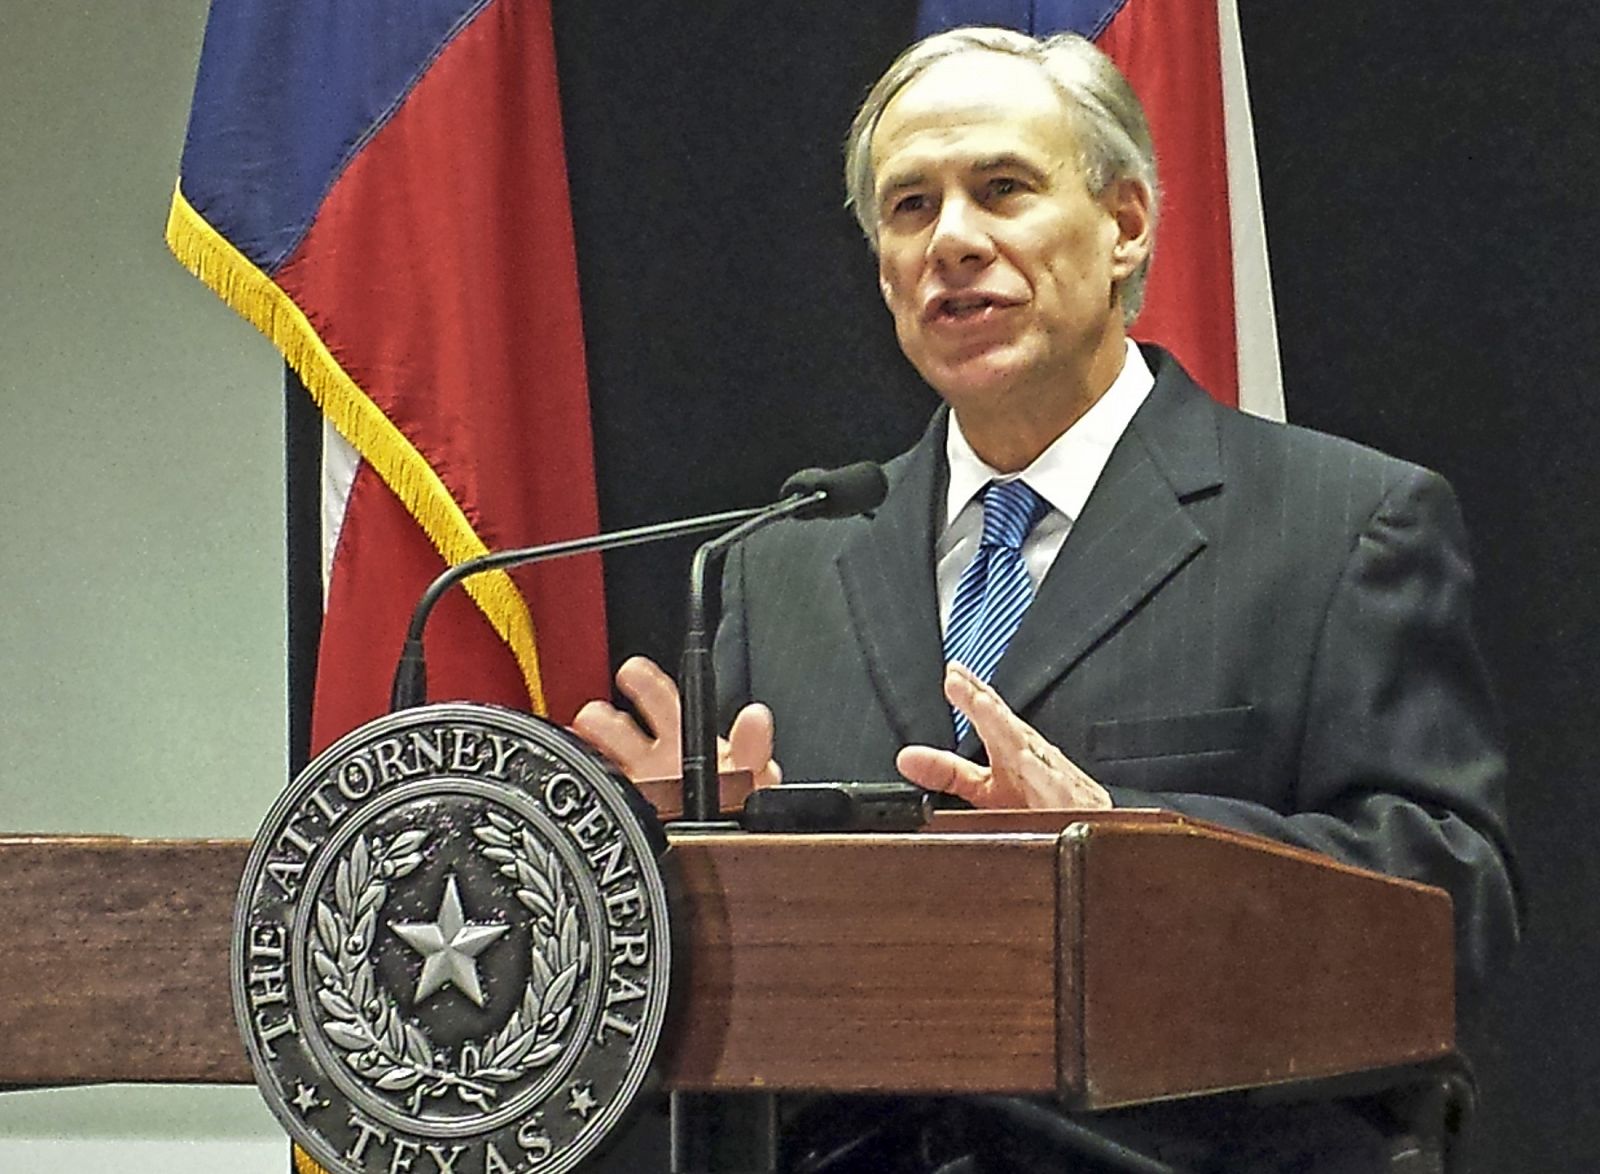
[1104,177,1154,280]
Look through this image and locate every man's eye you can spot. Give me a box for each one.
[986,177,1022,198]
[889,193,927,216]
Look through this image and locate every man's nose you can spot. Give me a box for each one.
[926,195,994,269]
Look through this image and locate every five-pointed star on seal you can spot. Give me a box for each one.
[291,1083,320,1114]
[390,874,508,1007]
[568,1083,599,1119]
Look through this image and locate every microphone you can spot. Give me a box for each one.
[778,462,890,519]
[678,462,887,823]
[388,463,887,720]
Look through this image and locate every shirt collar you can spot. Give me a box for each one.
[944,339,1156,528]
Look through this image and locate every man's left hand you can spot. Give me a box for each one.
[896,662,1112,810]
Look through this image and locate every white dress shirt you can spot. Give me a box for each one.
[937,339,1155,633]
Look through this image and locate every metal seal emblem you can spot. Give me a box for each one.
[233,704,673,1174]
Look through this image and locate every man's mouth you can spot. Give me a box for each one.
[924,292,1018,322]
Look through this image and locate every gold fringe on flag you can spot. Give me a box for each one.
[293,1144,328,1174]
[164,182,547,715]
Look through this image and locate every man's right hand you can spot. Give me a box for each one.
[571,656,783,788]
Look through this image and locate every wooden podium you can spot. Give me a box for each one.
[0,798,1453,1110]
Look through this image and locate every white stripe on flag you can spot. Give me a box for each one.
[1219,0,1286,422]
[321,420,360,604]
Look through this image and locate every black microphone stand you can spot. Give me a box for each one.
[676,462,886,825]
[677,499,822,825]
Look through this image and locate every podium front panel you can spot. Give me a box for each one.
[662,832,1062,1093]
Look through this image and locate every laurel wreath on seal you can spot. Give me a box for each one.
[310,819,588,1113]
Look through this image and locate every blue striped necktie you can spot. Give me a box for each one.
[944,479,1050,744]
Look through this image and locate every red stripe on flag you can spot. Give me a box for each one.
[1100,0,1239,405]
[274,0,609,749]
[313,465,531,753]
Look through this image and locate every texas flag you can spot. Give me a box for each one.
[916,0,1284,417]
[167,0,610,756]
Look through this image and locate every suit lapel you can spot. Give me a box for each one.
[986,355,1226,742]
[835,414,960,750]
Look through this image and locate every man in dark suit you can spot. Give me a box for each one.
[575,25,1516,1170]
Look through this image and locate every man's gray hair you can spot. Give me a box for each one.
[844,27,1160,322]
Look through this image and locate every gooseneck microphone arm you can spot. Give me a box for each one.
[389,506,769,711]
[677,502,819,823]
[678,462,889,823]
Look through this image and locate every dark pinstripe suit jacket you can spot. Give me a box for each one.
[716,347,1518,991]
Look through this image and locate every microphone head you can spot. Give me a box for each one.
[780,461,888,519]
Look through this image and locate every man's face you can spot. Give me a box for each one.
[869,52,1150,423]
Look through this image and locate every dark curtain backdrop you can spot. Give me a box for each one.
[289,2,1599,1168]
